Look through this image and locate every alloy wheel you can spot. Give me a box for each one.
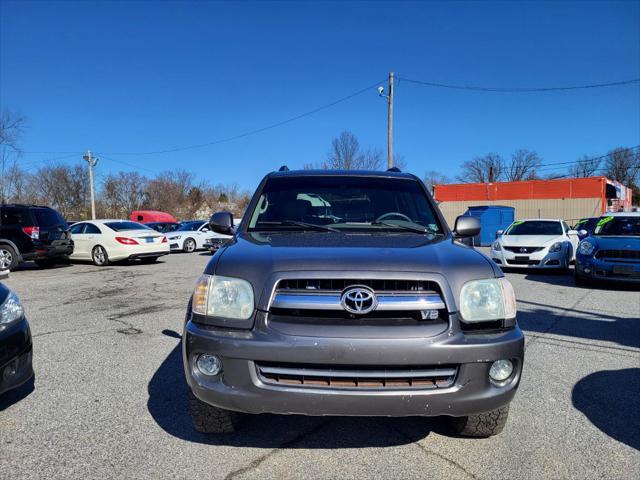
[93,246,107,265]
[0,249,13,270]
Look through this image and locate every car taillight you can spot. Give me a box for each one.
[161,236,168,243]
[22,226,40,239]
[115,237,139,245]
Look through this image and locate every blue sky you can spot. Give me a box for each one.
[1,0,639,191]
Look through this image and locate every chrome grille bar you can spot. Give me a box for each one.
[258,365,457,379]
[271,292,445,311]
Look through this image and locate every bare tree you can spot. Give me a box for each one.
[0,109,27,202]
[102,172,149,218]
[604,147,640,186]
[423,170,450,194]
[505,149,541,181]
[456,154,505,183]
[33,164,89,219]
[324,131,362,169]
[568,155,601,178]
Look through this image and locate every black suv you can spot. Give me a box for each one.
[184,169,524,437]
[0,204,74,270]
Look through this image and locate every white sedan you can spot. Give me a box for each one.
[166,220,212,253]
[69,220,169,266]
[491,218,579,270]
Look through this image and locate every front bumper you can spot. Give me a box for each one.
[0,317,34,395]
[183,314,524,417]
[576,255,640,282]
[492,247,564,268]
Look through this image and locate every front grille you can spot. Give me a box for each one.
[503,246,543,254]
[256,362,457,390]
[277,278,438,293]
[596,249,640,262]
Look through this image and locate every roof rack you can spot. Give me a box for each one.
[278,165,289,172]
[387,166,402,172]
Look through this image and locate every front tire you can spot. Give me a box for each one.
[574,268,589,286]
[451,405,510,437]
[0,245,19,270]
[91,245,109,266]
[188,390,242,433]
[183,238,196,253]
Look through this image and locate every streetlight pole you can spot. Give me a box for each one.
[83,150,98,220]
[378,71,394,169]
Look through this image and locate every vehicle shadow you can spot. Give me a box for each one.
[0,376,35,411]
[517,301,640,349]
[147,331,439,447]
[11,262,73,272]
[572,368,640,451]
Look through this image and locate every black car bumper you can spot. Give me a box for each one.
[183,317,524,417]
[576,256,640,283]
[0,317,34,395]
[21,241,74,262]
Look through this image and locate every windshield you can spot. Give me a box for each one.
[177,222,205,232]
[574,218,598,232]
[247,176,443,233]
[505,220,563,236]
[594,216,640,236]
[104,221,151,232]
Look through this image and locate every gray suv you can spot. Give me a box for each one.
[183,169,524,437]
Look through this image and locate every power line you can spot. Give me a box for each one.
[535,145,640,172]
[100,79,386,156]
[98,154,158,174]
[398,76,640,92]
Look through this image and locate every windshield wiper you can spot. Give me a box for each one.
[259,220,343,233]
[370,221,433,234]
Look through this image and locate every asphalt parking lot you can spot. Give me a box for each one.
[1,252,638,480]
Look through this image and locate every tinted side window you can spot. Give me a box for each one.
[84,224,101,234]
[1,207,28,226]
[69,223,86,234]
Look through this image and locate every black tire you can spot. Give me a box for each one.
[34,259,57,268]
[451,405,510,437]
[140,256,159,264]
[91,245,109,266]
[188,390,242,433]
[574,269,589,286]
[183,238,196,253]
[0,245,19,270]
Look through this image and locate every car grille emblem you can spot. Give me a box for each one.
[520,247,527,253]
[340,286,378,315]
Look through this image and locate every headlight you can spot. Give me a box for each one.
[169,235,181,240]
[492,241,501,251]
[459,278,516,323]
[579,241,595,256]
[549,242,562,253]
[192,274,254,320]
[0,292,24,330]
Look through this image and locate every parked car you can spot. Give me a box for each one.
[130,210,177,224]
[0,270,33,396]
[203,218,241,252]
[572,217,599,239]
[491,219,579,270]
[183,168,523,437]
[145,221,181,234]
[575,212,640,285]
[0,204,74,270]
[167,221,211,253]
[68,220,169,266]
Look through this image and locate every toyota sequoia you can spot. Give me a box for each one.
[183,169,524,437]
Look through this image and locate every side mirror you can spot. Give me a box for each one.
[453,215,481,238]
[567,229,579,236]
[209,211,234,235]
[496,229,504,237]
[579,229,588,238]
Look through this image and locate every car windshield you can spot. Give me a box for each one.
[505,221,562,236]
[594,216,640,236]
[246,175,443,234]
[574,218,598,232]
[104,221,151,231]
[176,222,204,231]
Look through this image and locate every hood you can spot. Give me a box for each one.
[590,235,640,250]
[501,234,561,247]
[206,231,500,310]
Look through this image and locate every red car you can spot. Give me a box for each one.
[130,210,177,224]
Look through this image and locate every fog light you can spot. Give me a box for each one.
[584,267,591,274]
[489,359,513,382]
[196,354,222,376]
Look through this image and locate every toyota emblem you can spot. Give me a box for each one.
[340,286,378,315]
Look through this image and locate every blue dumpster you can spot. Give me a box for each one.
[462,206,515,246]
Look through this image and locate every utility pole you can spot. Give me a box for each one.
[378,71,395,169]
[83,150,98,220]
